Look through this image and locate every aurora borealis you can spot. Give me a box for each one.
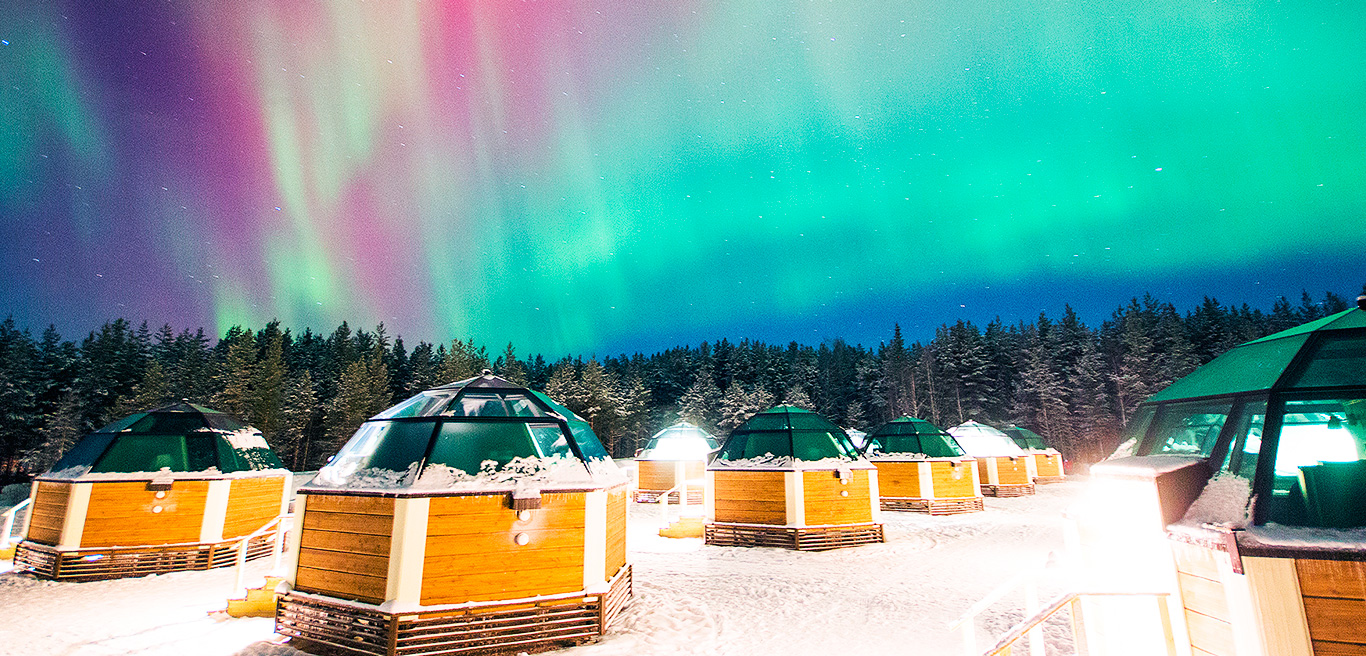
[2,1,1363,354]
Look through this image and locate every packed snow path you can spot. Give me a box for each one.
[0,481,1083,656]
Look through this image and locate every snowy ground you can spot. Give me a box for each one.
[0,480,1084,656]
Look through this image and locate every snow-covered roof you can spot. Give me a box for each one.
[41,402,284,480]
[305,372,623,493]
[637,421,719,461]
[947,421,1025,457]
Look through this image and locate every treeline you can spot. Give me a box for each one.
[0,290,1358,479]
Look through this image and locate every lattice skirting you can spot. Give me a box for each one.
[1033,476,1066,484]
[13,532,276,581]
[981,483,1036,497]
[880,496,984,515]
[632,488,704,505]
[278,564,633,656]
[704,522,885,551]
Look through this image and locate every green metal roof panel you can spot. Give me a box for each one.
[1147,333,1309,402]
[1245,308,1364,344]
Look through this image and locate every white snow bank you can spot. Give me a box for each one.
[311,456,627,492]
[1243,524,1366,550]
[1179,473,1251,528]
[710,454,869,470]
[222,428,271,451]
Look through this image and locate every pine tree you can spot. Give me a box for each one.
[440,338,489,382]
[406,342,441,393]
[783,385,814,410]
[276,371,318,469]
[251,323,287,437]
[213,328,257,420]
[496,343,528,385]
[23,390,83,473]
[677,362,722,433]
[617,375,653,455]
[0,318,38,475]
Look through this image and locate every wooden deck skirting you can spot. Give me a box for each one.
[13,531,276,581]
[703,522,885,551]
[879,496,984,515]
[1033,476,1067,484]
[981,483,1036,497]
[278,565,633,656]
[632,488,704,505]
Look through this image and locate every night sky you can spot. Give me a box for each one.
[2,1,1363,355]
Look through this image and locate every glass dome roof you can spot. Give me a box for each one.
[1001,425,1051,451]
[713,405,862,463]
[864,416,966,458]
[638,421,719,461]
[46,402,283,477]
[310,372,613,490]
[1113,306,1366,530]
[948,421,1026,457]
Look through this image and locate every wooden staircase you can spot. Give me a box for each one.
[226,576,287,618]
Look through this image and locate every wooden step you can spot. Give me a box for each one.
[659,516,705,539]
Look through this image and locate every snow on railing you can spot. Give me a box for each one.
[1,498,32,550]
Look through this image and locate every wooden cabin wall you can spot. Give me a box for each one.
[605,488,628,579]
[1296,559,1366,653]
[1171,542,1237,656]
[222,475,287,539]
[803,470,873,526]
[1034,453,1065,478]
[636,460,678,491]
[872,462,923,498]
[81,481,207,548]
[930,461,977,498]
[25,482,69,546]
[421,492,586,605]
[296,495,394,605]
[712,471,786,525]
[982,457,1032,486]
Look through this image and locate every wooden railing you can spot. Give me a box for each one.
[1,498,31,550]
[980,591,1175,656]
[230,512,293,597]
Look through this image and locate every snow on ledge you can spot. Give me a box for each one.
[307,455,628,493]
[1090,455,1206,478]
[1242,524,1366,551]
[39,466,290,482]
[709,454,873,470]
[1177,473,1251,528]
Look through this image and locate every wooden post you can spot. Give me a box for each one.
[1025,580,1044,656]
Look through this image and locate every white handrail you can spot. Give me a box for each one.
[656,477,706,527]
[230,513,293,597]
[981,590,1175,656]
[1,498,32,550]
[949,553,1068,656]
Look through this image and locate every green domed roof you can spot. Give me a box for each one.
[714,405,862,462]
[864,416,965,458]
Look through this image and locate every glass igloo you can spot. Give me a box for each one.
[862,417,981,514]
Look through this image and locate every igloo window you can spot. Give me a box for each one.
[1142,400,1233,457]
[1263,396,1366,527]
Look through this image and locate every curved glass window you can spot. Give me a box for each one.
[1283,334,1366,389]
[718,431,791,460]
[319,421,434,485]
[427,421,572,475]
[1217,400,1266,481]
[1264,396,1366,527]
[869,434,965,458]
[91,433,220,473]
[48,433,115,474]
[1141,400,1233,457]
[374,391,457,419]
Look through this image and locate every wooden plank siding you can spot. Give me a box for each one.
[295,494,394,605]
[421,492,586,605]
[930,461,977,498]
[222,475,286,539]
[711,471,786,525]
[635,460,678,491]
[803,470,873,526]
[871,462,922,499]
[605,488,628,579]
[25,482,70,546]
[1034,453,1065,478]
[81,481,208,548]
[1298,559,1366,653]
[993,457,1033,485]
[1171,541,1236,656]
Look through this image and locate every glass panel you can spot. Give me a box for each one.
[719,431,790,460]
[1148,334,1309,402]
[742,413,791,431]
[504,394,548,417]
[201,412,247,431]
[426,421,539,475]
[567,422,610,460]
[128,413,208,435]
[48,433,115,474]
[318,421,434,485]
[374,391,457,419]
[446,392,510,417]
[792,429,854,460]
[1219,400,1266,481]
[95,413,148,434]
[1111,406,1157,458]
[1142,400,1234,456]
[1283,334,1366,390]
[1264,396,1366,527]
[91,435,190,472]
[528,424,572,458]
